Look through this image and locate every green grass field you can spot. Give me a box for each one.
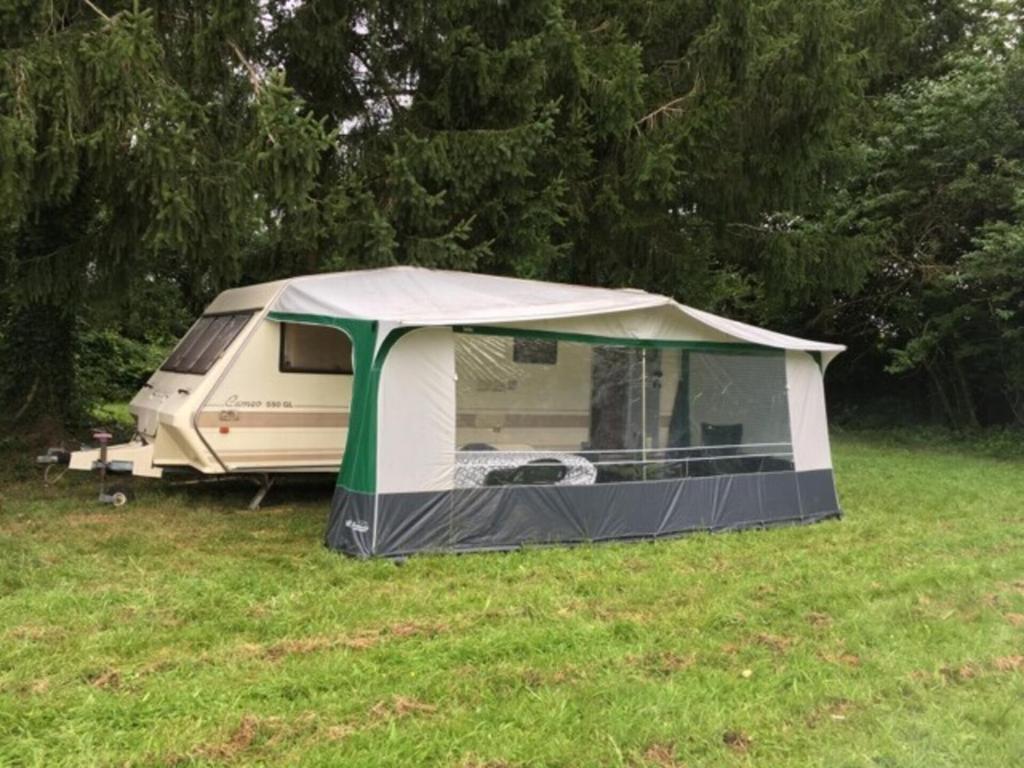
[1,436,1022,767]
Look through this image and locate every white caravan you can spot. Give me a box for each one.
[67,279,356,481]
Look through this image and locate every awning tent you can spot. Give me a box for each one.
[268,266,844,557]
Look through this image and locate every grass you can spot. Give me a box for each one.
[1,435,1023,767]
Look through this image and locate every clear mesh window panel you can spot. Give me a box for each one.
[453,332,793,488]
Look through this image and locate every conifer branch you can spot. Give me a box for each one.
[229,40,279,145]
[634,75,703,133]
[350,51,402,119]
[635,95,688,129]
[82,0,111,22]
[12,377,39,422]
[228,40,263,96]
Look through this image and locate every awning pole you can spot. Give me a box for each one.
[641,350,648,481]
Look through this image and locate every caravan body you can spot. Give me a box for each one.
[70,280,354,477]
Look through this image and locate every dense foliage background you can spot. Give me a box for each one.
[1,0,1021,438]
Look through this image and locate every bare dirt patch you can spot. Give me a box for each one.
[136,656,181,677]
[247,603,272,619]
[178,712,324,763]
[187,714,267,762]
[368,694,437,723]
[635,742,685,767]
[629,650,696,677]
[806,611,832,628]
[1004,613,1024,627]
[87,668,122,690]
[755,633,797,654]
[988,581,1024,603]
[550,665,585,684]
[1008,580,1024,596]
[993,655,1024,672]
[518,664,586,687]
[325,723,356,742]
[386,620,448,639]
[216,714,262,758]
[8,677,54,697]
[255,620,448,661]
[723,730,752,753]
[820,650,861,667]
[586,605,657,624]
[519,668,545,688]
[806,698,855,728]
[6,623,66,642]
[343,631,382,650]
[262,635,342,661]
[940,663,980,683]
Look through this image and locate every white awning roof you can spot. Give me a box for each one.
[270,266,844,355]
[273,266,669,323]
[675,304,845,354]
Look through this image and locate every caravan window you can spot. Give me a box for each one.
[280,323,354,374]
[161,312,253,375]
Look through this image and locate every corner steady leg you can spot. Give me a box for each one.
[248,474,275,511]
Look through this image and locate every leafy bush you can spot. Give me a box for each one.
[75,329,171,410]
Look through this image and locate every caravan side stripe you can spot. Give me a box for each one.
[219,450,342,463]
[196,411,349,428]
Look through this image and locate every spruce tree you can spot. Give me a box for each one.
[271,0,879,307]
[0,1,328,429]
[5,0,1009,434]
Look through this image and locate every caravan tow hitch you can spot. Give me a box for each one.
[38,431,133,506]
[36,447,70,486]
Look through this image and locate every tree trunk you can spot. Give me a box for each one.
[0,303,80,440]
[923,359,958,428]
[950,354,980,429]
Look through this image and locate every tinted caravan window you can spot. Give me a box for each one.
[161,312,253,375]
[280,323,353,374]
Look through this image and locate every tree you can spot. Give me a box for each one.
[820,17,1024,427]
[5,0,1017,436]
[270,0,879,309]
[0,1,328,430]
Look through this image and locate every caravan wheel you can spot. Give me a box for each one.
[109,487,134,507]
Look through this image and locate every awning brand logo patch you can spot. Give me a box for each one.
[345,519,370,533]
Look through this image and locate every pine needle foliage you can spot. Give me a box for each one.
[0,0,1019,430]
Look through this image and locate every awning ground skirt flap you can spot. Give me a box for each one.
[326,469,841,557]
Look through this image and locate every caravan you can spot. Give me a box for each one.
[53,267,845,555]
[66,279,355,481]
